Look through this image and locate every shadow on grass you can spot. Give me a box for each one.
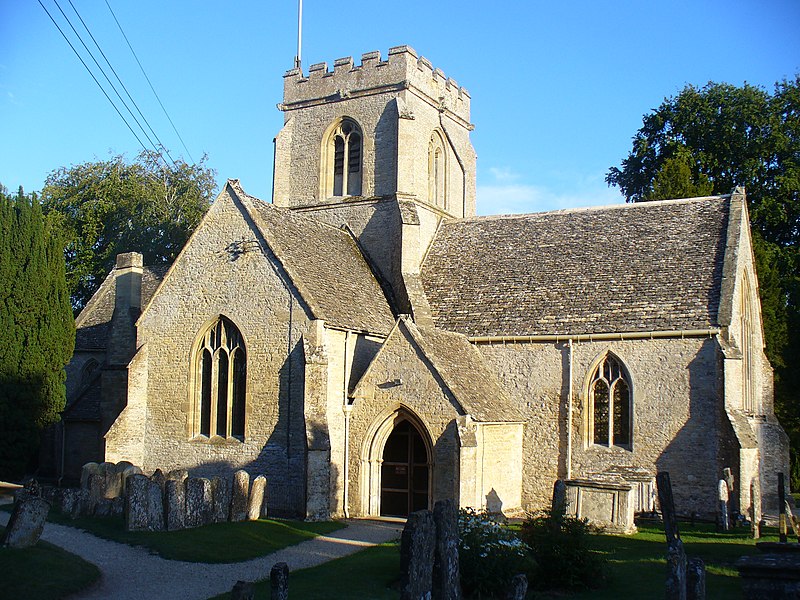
[0,525,100,600]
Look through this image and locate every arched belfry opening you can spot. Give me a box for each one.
[361,408,433,517]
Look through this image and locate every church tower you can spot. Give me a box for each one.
[273,46,476,217]
[272,46,476,319]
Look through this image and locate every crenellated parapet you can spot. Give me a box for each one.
[281,45,471,124]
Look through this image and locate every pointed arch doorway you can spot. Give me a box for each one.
[362,410,433,518]
[380,420,430,516]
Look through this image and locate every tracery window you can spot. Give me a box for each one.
[589,354,631,448]
[194,317,246,439]
[428,131,447,208]
[326,118,362,197]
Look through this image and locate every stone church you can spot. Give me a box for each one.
[56,46,789,522]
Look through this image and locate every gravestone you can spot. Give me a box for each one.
[657,472,687,600]
[750,478,761,539]
[718,479,729,531]
[105,462,127,498]
[146,477,165,531]
[80,462,100,490]
[400,509,435,600]
[151,469,167,492]
[230,581,255,600]
[94,498,114,518]
[230,470,250,522]
[111,496,125,516]
[552,479,567,518]
[779,473,788,543]
[1,496,49,548]
[270,562,289,600]
[165,479,186,531]
[125,474,151,531]
[87,473,105,511]
[211,476,231,524]
[185,477,213,528]
[505,574,528,600]
[59,488,80,519]
[247,475,266,521]
[432,499,461,600]
[167,468,188,484]
[687,557,706,600]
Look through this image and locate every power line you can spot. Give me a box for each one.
[68,0,178,167]
[37,0,152,157]
[105,0,196,164]
[49,0,173,168]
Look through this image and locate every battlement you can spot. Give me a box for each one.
[282,46,471,122]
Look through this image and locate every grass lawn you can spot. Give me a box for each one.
[210,521,778,599]
[208,541,401,600]
[0,525,100,600]
[45,510,345,563]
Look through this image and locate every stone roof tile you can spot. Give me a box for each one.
[421,196,729,337]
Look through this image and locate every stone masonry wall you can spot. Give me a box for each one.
[478,337,728,516]
[130,190,312,515]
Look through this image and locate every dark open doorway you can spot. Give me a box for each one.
[380,419,430,516]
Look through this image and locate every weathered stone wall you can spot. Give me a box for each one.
[115,189,312,515]
[478,337,729,516]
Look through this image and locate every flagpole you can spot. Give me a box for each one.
[294,0,303,69]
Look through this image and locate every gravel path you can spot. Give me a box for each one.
[0,511,402,600]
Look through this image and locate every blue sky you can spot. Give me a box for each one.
[1,1,798,215]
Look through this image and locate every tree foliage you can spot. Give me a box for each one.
[607,76,800,484]
[0,185,75,479]
[41,151,217,311]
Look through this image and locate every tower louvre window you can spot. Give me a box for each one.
[327,118,363,197]
[428,131,447,209]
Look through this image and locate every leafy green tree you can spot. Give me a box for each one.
[41,151,217,311]
[0,185,75,479]
[607,76,800,484]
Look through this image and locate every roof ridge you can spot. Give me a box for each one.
[463,194,730,223]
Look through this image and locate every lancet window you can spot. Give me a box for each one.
[428,131,447,208]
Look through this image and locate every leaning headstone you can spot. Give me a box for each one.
[247,475,266,521]
[657,472,687,600]
[125,474,151,531]
[230,581,255,600]
[165,479,187,531]
[80,462,100,490]
[750,478,761,539]
[505,574,528,600]
[686,557,706,600]
[211,476,231,523]
[718,479,729,531]
[552,479,567,518]
[270,562,289,600]
[432,499,461,600]
[400,509,436,600]
[1,496,49,548]
[230,470,250,522]
[185,477,213,528]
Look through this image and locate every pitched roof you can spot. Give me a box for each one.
[421,196,730,337]
[352,317,523,422]
[231,181,395,335]
[74,264,167,351]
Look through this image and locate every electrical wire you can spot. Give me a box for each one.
[49,0,172,168]
[37,0,151,158]
[105,0,195,164]
[68,0,178,167]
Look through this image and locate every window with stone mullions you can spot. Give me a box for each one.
[195,317,246,439]
[590,354,631,447]
[332,120,362,196]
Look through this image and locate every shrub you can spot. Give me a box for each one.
[457,508,534,598]
[519,509,607,590]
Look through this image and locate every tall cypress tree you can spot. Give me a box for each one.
[0,186,74,479]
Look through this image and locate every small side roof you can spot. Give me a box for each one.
[74,264,167,351]
[421,196,730,337]
[230,181,395,335]
[352,316,523,423]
